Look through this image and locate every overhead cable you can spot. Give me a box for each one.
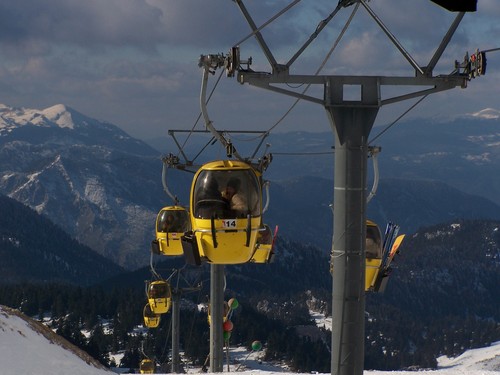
[233,0,303,47]
[369,95,428,145]
[266,2,360,134]
[177,69,225,158]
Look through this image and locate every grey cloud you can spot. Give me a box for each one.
[0,0,166,50]
[0,0,307,54]
[145,0,251,47]
[0,0,498,140]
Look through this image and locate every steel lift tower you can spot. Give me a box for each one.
[200,0,483,374]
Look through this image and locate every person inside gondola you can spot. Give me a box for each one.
[158,212,179,233]
[149,284,159,299]
[165,214,177,232]
[222,177,247,216]
[366,226,381,259]
[174,212,188,232]
[150,282,168,299]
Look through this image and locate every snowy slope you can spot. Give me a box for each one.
[0,305,110,375]
[1,304,499,375]
[228,343,500,375]
[437,343,500,373]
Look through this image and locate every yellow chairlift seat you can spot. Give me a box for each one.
[250,224,276,263]
[147,280,172,315]
[143,303,161,328]
[151,206,190,256]
[182,160,263,265]
[140,359,155,374]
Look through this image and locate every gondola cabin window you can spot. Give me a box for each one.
[193,169,261,219]
[149,281,171,299]
[366,221,382,259]
[156,208,189,233]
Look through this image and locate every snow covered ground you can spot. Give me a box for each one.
[1,305,498,375]
[0,305,108,375]
[224,344,500,375]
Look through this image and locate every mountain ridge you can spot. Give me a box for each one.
[0,103,169,268]
[0,194,124,285]
[2,103,500,268]
[0,103,158,157]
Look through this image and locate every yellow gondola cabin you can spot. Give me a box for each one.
[143,303,161,328]
[147,280,172,315]
[182,160,264,265]
[140,359,155,374]
[152,206,190,256]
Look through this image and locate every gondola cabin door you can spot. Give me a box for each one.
[187,160,263,264]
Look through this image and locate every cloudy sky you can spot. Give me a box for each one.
[0,0,499,141]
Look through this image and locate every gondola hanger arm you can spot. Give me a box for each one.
[161,155,180,205]
[199,55,245,161]
[262,180,271,214]
[366,146,381,204]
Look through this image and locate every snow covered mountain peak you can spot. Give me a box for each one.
[0,103,76,134]
[41,104,75,129]
[468,108,500,120]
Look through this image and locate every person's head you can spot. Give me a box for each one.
[158,211,170,231]
[225,177,241,198]
[167,214,174,223]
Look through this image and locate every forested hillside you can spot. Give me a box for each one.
[0,220,498,372]
[0,194,124,285]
